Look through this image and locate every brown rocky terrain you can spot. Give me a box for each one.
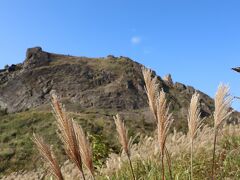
[0,47,231,120]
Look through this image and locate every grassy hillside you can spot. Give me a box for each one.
[0,107,156,177]
[1,91,239,179]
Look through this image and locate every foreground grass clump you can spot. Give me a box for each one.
[99,125,240,180]
[3,125,240,179]
[0,109,114,178]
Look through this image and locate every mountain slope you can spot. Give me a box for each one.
[0,47,147,113]
[0,47,239,176]
[0,47,218,117]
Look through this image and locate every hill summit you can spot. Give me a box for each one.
[0,47,238,122]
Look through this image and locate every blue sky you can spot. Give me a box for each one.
[1,0,240,109]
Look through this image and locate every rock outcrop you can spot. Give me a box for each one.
[0,47,147,112]
[163,74,173,86]
[0,47,239,123]
[23,47,50,69]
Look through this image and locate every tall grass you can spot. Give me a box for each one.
[74,121,95,179]
[11,124,240,179]
[32,133,64,180]
[51,93,86,180]
[101,124,240,179]
[142,67,159,121]
[142,67,173,179]
[114,114,135,180]
[156,90,173,180]
[33,93,95,180]
[187,92,203,180]
[212,84,233,180]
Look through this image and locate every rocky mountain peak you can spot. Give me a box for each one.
[0,47,239,124]
[23,47,50,69]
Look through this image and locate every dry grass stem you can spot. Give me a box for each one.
[114,114,136,180]
[156,90,173,156]
[51,93,86,180]
[187,92,203,180]
[114,114,130,156]
[32,133,64,180]
[73,121,94,179]
[156,90,173,180]
[142,67,173,180]
[212,84,233,180]
[214,84,233,129]
[188,92,203,140]
[142,67,159,121]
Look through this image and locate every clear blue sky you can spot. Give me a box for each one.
[1,1,240,109]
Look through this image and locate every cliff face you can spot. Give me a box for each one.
[0,47,238,122]
[0,47,147,113]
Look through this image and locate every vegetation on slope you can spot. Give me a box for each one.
[3,68,238,180]
[1,48,240,179]
[99,126,240,180]
[0,107,154,177]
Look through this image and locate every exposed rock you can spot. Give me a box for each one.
[174,82,186,91]
[0,48,147,112]
[0,47,239,123]
[163,74,173,86]
[26,47,42,59]
[126,80,135,89]
[106,55,116,59]
[23,47,50,69]
[0,69,7,73]
[186,86,195,94]
[8,64,17,72]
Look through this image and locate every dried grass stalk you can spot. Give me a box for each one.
[156,90,173,180]
[156,90,173,156]
[214,84,233,129]
[51,93,86,180]
[188,92,203,140]
[32,133,64,180]
[73,121,94,179]
[114,114,135,180]
[142,67,173,179]
[114,114,130,156]
[142,67,159,121]
[212,84,233,180]
[187,92,203,180]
